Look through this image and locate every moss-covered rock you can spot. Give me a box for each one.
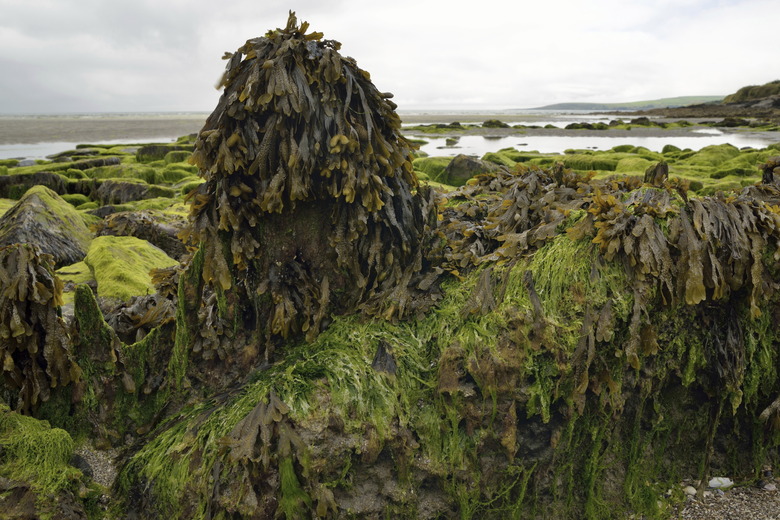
[84,236,177,302]
[440,154,500,185]
[412,156,453,181]
[0,185,94,267]
[94,210,188,260]
[163,150,193,164]
[0,171,69,199]
[136,144,193,163]
[0,404,90,519]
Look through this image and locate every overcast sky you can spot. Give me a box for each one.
[0,0,777,114]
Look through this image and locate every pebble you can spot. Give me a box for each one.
[684,485,697,496]
[708,476,734,489]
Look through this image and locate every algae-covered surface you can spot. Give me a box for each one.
[84,235,178,302]
[1,12,780,520]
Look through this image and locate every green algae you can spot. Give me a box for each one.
[0,403,81,496]
[84,236,178,302]
[0,197,15,217]
[412,156,453,181]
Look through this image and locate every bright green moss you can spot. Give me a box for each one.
[412,156,453,181]
[56,261,96,306]
[482,151,517,168]
[0,404,81,496]
[615,157,654,174]
[0,197,15,217]
[684,144,741,167]
[61,193,91,207]
[562,154,618,172]
[84,236,177,301]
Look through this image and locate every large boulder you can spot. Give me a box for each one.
[0,185,93,267]
[441,153,500,185]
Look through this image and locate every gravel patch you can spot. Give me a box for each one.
[74,445,118,488]
[676,480,780,519]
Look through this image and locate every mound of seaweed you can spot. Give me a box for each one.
[180,12,437,381]
[0,243,81,413]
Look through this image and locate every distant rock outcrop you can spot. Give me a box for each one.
[638,79,780,121]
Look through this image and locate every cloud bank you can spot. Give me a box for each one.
[0,0,777,113]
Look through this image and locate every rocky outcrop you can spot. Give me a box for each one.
[638,80,780,122]
[0,185,93,267]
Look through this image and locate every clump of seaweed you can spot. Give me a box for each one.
[180,11,437,377]
[0,243,81,413]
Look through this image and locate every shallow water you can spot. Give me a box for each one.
[416,130,780,157]
[1,112,778,160]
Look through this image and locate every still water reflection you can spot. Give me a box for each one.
[414,132,780,157]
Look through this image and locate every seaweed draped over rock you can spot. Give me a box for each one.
[181,12,436,373]
[0,244,81,413]
[120,161,780,519]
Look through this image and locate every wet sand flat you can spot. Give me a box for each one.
[0,114,208,144]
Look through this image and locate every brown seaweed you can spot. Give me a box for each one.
[179,12,438,378]
[0,244,81,412]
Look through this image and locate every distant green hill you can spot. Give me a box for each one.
[531,96,724,111]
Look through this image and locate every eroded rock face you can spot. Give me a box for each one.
[0,185,93,267]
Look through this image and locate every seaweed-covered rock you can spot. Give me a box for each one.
[179,11,437,379]
[83,236,178,302]
[0,185,93,268]
[643,160,669,186]
[761,156,780,184]
[0,244,81,413]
